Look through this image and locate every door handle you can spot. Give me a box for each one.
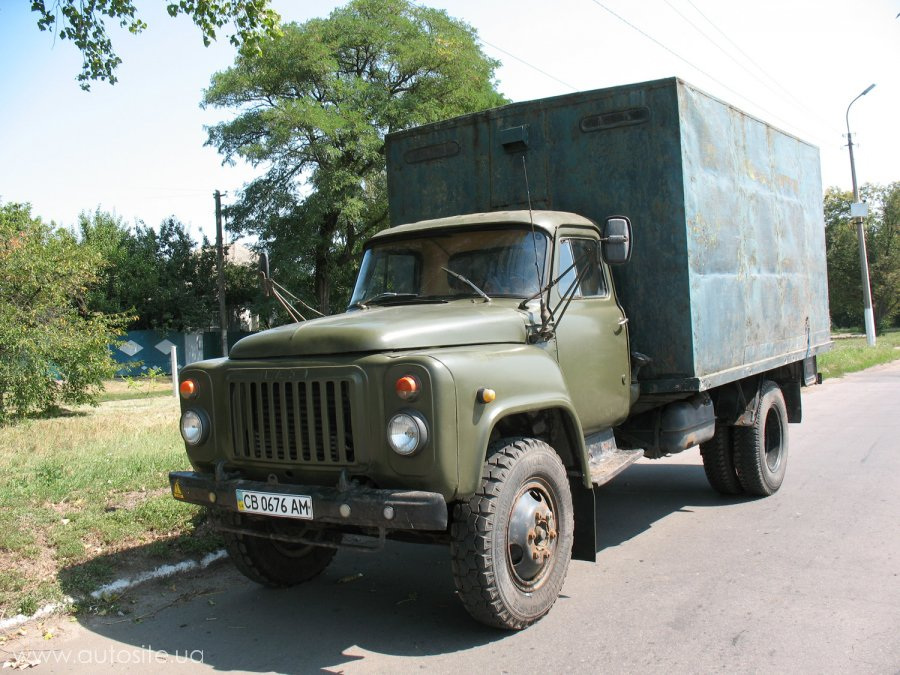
[617,317,629,326]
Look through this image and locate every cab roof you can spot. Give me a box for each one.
[369,210,598,243]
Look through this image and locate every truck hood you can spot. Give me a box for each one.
[229,303,528,358]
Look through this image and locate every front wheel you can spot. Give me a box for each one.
[219,511,340,587]
[450,438,574,630]
[734,380,789,496]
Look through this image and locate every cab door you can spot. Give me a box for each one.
[552,235,631,433]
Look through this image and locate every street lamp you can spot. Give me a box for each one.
[845,83,877,347]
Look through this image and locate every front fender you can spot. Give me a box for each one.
[430,343,589,498]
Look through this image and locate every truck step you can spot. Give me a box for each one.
[585,429,644,486]
[589,448,644,486]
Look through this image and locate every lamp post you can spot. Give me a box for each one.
[845,84,877,347]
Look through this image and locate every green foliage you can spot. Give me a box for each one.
[76,208,132,317]
[818,330,900,380]
[204,0,507,314]
[0,202,125,422]
[78,210,259,331]
[30,0,281,90]
[824,183,900,330]
[120,367,167,398]
[124,218,219,330]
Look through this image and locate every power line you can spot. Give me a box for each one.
[587,1,740,97]
[477,37,579,93]
[676,0,842,136]
[663,0,772,85]
[409,0,578,93]
[587,0,827,145]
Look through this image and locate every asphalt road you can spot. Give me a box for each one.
[8,361,899,674]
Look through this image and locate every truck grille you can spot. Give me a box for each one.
[230,378,356,465]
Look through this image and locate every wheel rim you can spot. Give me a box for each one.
[507,479,559,591]
[764,408,783,472]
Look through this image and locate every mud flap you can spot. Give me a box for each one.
[569,478,596,562]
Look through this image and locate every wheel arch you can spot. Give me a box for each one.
[461,400,591,495]
[708,367,802,427]
[481,405,598,563]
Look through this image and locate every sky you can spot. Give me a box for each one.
[1,0,898,243]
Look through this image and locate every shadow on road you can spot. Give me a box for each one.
[595,460,753,550]
[68,540,504,672]
[64,459,752,671]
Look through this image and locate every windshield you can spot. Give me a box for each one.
[350,227,548,307]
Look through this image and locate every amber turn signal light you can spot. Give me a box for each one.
[477,387,496,404]
[395,375,420,401]
[179,379,198,399]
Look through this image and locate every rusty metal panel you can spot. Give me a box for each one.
[385,78,830,393]
[387,115,491,225]
[676,83,831,388]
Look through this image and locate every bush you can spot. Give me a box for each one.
[0,202,125,422]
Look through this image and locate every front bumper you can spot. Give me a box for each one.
[169,471,448,531]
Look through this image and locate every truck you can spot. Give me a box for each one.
[169,78,831,630]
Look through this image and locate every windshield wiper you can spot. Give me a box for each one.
[349,292,419,310]
[441,267,491,303]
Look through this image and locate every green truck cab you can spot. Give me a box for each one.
[170,78,831,630]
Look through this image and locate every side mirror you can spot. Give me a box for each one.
[600,216,632,265]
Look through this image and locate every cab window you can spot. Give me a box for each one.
[558,239,607,298]
[357,249,421,296]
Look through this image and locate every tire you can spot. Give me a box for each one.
[219,511,339,587]
[450,437,574,630]
[733,381,789,496]
[699,424,744,495]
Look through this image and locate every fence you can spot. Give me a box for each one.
[111,330,253,376]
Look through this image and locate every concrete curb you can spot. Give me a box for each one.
[0,550,227,633]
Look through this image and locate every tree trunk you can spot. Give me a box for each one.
[314,212,340,314]
[315,257,330,315]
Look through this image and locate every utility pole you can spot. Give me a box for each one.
[214,190,228,356]
[845,84,877,347]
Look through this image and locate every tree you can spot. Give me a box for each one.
[30,0,281,89]
[0,202,125,423]
[76,208,133,317]
[824,183,900,330]
[125,218,219,331]
[78,210,259,332]
[204,0,507,314]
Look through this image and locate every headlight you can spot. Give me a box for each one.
[180,410,208,446]
[387,412,428,456]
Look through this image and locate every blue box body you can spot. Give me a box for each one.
[385,78,831,392]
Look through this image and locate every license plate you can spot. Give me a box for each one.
[236,489,313,520]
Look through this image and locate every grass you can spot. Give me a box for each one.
[0,390,221,620]
[97,375,174,402]
[818,329,900,380]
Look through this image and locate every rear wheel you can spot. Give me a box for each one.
[450,438,574,630]
[219,511,339,587]
[734,381,789,496]
[699,424,743,495]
